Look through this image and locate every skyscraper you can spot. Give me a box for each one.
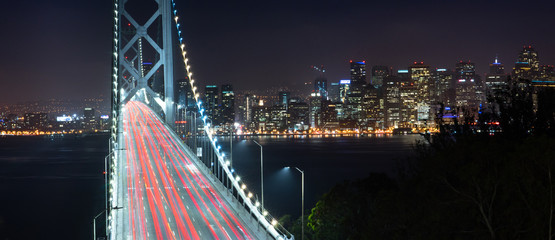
[313,65,328,99]
[239,94,255,126]
[328,82,340,102]
[204,85,219,124]
[489,56,505,74]
[455,61,481,109]
[339,80,351,104]
[431,68,455,106]
[384,75,401,128]
[371,65,390,87]
[278,91,290,109]
[484,57,509,116]
[220,84,235,125]
[513,45,540,81]
[83,108,96,130]
[350,60,367,88]
[409,62,432,127]
[309,91,322,128]
[346,61,366,123]
[485,57,509,97]
[398,75,418,128]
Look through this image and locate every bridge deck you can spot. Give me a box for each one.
[113,101,260,240]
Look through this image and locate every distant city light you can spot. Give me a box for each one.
[56,116,73,122]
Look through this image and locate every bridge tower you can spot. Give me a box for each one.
[109,0,176,237]
[111,0,175,132]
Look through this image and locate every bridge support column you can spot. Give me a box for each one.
[161,0,175,127]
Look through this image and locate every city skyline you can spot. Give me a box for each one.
[1,0,555,103]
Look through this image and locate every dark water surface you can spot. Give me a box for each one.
[0,134,420,239]
[0,135,108,240]
[225,135,421,219]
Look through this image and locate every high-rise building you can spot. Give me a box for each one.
[288,101,309,131]
[484,57,510,116]
[204,85,219,124]
[384,76,401,128]
[346,61,366,123]
[362,85,384,130]
[455,61,481,109]
[278,91,290,109]
[339,80,351,103]
[320,100,338,130]
[251,105,269,132]
[239,94,257,126]
[176,77,196,111]
[83,108,96,130]
[309,92,322,128]
[269,105,287,131]
[489,56,505,74]
[540,65,555,80]
[313,66,328,99]
[350,60,367,88]
[485,57,509,98]
[328,82,340,102]
[409,62,432,127]
[431,68,455,106]
[513,45,540,81]
[399,76,418,128]
[220,84,235,125]
[371,65,390,87]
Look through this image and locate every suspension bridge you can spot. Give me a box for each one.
[103,0,293,239]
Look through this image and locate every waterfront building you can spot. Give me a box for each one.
[409,62,432,127]
[288,101,309,131]
[384,75,401,128]
[309,91,322,128]
[24,112,48,130]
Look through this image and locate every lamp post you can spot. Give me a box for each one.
[286,166,305,240]
[253,140,264,211]
[230,122,240,168]
[93,210,105,240]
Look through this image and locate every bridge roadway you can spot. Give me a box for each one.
[114,101,261,239]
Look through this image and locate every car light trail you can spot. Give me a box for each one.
[120,101,254,240]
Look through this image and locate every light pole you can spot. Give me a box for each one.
[286,166,305,240]
[230,122,240,168]
[253,140,264,211]
[93,210,105,240]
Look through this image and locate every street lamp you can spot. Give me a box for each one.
[230,122,240,168]
[93,210,105,240]
[286,166,305,240]
[253,140,264,211]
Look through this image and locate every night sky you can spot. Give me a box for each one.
[1,0,554,103]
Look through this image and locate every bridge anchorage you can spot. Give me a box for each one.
[102,0,294,239]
